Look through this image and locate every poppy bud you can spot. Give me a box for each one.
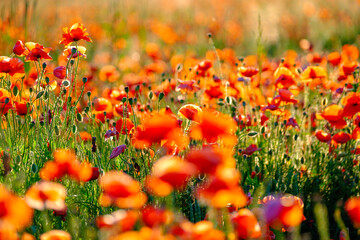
[133,97,137,104]
[82,77,88,84]
[42,62,47,69]
[45,77,50,84]
[70,59,75,65]
[135,85,140,92]
[40,120,44,126]
[71,47,77,54]
[124,86,129,93]
[122,97,127,103]
[30,121,35,128]
[87,91,91,97]
[149,91,153,100]
[89,167,100,180]
[159,92,165,101]
[207,33,212,38]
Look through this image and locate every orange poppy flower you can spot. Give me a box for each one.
[192,221,226,240]
[93,97,113,112]
[345,197,360,228]
[342,92,360,118]
[341,44,359,62]
[315,130,331,142]
[185,147,223,174]
[131,113,179,149]
[92,97,114,123]
[0,184,33,230]
[300,66,327,83]
[328,52,341,66]
[190,109,237,143]
[79,131,92,142]
[25,181,67,211]
[99,65,120,82]
[0,56,25,78]
[196,167,247,208]
[231,208,261,239]
[59,23,92,46]
[178,104,202,123]
[96,209,138,231]
[0,88,13,115]
[40,230,71,240]
[25,42,52,62]
[39,149,93,182]
[99,171,147,208]
[321,105,347,129]
[151,156,196,189]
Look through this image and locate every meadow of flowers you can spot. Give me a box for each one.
[2,0,360,239]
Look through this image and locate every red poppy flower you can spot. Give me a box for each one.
[332,132,351,144]
[0,88,13,115]
[115,118,135,135]
[238,66,259,78]
[242,144,261,156]
[178,104,203,123]
[345,197,360,228]
[96,210,138,230]
[185,147,223,174]
[25,42,52,61]
[13,40,29,56]
[196,167,247,208]
[131,113,179,148]
[141,205,171,228]
[99,171,147,208]
[59,23,92,46]
[151,156,196,189]
[25,181,67,211]
[342,92,360,118]
[14,100,29,116]
[0,184,33,231]
[53,66,66,79]
[0,56,25,78]
[231,209,261,239]
[190,109,237,143]
[315,130,331,142]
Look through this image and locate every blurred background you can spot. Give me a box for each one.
[1,0,360,61]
